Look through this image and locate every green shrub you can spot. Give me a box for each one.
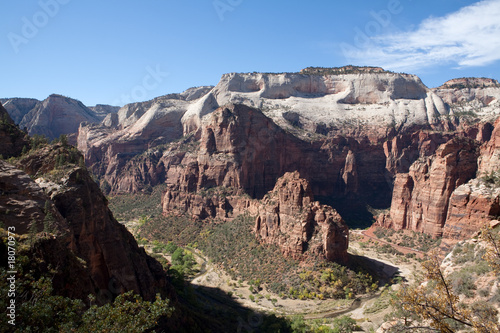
[332,315,359,333]
[449,271,476,297]
[165,241,178,254]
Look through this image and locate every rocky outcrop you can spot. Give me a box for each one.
[254,172,349,262]
[382,130,454,176]
[22,94,101,139]
[89,104,120,119]
[438,77,499,89]
[160,103,396,227]
[1,144,168,302]
[377,137,480,238]
[0,160,67,235]
[77,89,213,190]
[162,171,350,263]
[443,178,500,242]
[433,78,500,122]
[434,77,500,106]
[74,69,500,245]
[181,70,449,139]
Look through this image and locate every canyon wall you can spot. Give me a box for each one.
[377,137,480,238]
[74,69,500,254]
[377,115,500,247]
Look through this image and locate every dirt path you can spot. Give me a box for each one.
[350,230,422,285]
[361,229,425,257]
[189,239,421,321]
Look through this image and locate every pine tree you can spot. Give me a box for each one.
[43,201,55,234]
[29,220,38,246]
[78,156,85,168]
[59,134,68,147]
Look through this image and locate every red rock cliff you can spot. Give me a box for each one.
[254,172,349,263]
[378,137,480,238]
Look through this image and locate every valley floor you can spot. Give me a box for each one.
[122,219,423,332]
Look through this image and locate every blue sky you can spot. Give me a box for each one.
[1,0,499,106]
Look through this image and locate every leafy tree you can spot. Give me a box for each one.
[388,248,500,333]
[30,134,48,150]
[81,292,172,333]
[59,134,68,147]
[0,234,173,333]
[43,200,55,233]
[78,156,86,168]
[290,315,308,333]
[171,247,185,266]
[100,179,112,195]
[0,274,86,332]
[170,247,197,277]
[332,315,359,333]
[29,220,38,246]
[481,225,500,272]
[165,241,178,254]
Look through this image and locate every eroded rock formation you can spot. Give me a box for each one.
[377,138,480,238]
[254,172,349,262]
[0,102,29,158]
[443,178,500,242]
[79,68,454,197]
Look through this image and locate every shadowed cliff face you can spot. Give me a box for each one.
[377,138,480,237]
[160,104,392,224]
[0,142,169,302]
[78,70,455,196]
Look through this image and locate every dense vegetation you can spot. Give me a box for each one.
[108,184,167,221]
[300,66,393,75]
[0,230,173,333]
[373,227,442,252]
[384,226,500,332]
[134,209,378,302]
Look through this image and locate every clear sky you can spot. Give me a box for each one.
[1,0,499,106]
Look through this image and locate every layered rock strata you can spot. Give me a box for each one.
[79,69,453,196]
[377,138,480,238]
[254,172,349,262]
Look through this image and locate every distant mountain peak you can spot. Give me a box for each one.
[438,77,500,89]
